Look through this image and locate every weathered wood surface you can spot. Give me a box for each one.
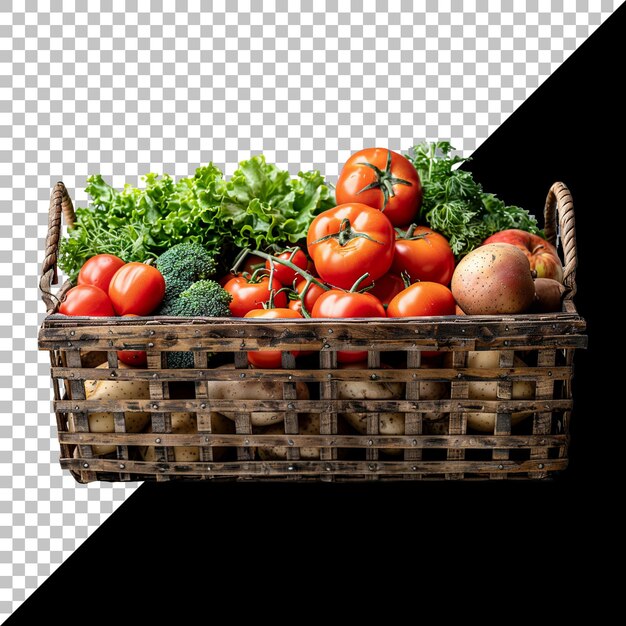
[60,457,568,476]
[55,397,574,414]
[59,432,568,449]
[50,365,573,383]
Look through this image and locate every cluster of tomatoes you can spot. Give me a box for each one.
[220,148,457,368]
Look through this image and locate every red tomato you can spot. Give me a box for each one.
[265,248,309,286]
[78,254,126,293]
[311,290,386,363]
[386,282,456,318]
[307,203,395,290]
[108,262,166,316]
[289,279,326,315]
[59,284,115,317]
[244,308,303,368]
[223,274,287,317]
[391,225,456,286]
[117,314,147,366]
[335,148,422,227]
[369,273,406,308]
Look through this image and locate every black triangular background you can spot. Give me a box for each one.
[7,6,624,621]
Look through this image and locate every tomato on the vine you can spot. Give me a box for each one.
[386,282,456,318]
[307,203,395,290]
[335,148,422,227]
[223,274,286,317]
[108,262,166,316]
[244,308,303,368]
[78,254,126,293]
[265,248,309,286]
[289,278,326,315]
[59,284,116,317]
[369,273,406,308]
[311,289,386,363]
[391,225,456,286]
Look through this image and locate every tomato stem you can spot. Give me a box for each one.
[349,273,371,293]
[309,218,384,247]
[356,149,413,212]
[246,249,330,293]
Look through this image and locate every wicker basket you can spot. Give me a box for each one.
[38,181,587,482]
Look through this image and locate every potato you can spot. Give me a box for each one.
[258,413,321,460]
[466,351,535,433]
[209,364,310,427]
[141,411,235,463]
[338,362,447,454]
[69,361,151,455]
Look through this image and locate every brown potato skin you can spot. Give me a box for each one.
[451,243,535,315]
[531,278,566,313]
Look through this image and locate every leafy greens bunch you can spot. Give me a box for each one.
[406,142,542,257]
[59,156,335,282]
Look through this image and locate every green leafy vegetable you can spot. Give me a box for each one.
[58,157,334,282]
[406,142,541,257]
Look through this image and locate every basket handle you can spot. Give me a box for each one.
[40,182,77,314]
[543,181,577,299]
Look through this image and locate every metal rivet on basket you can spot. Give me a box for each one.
[412,404,418,409]
[119,463,125,469]
[505,325,509,331]
[152,403,158,409]
[458,403,463,409]
[67,341,72,347]
[287,439,294,446]
[74,405,79,410]
[368,439,373,446]
[243,464,249,471]
[206,466,211,471]
[200,403,206,409]
[412,439,417,446]
[288,465,294,471]
[244,439,250,445]
[70,330,75,336]
[287,403,295,410]
[69,372,75,377]
[544,404,550,410]
[204,436,210,443]
[159,466,166,472]
[152,373,158,378]
[498,464,504,470]
[504,340,509,346]
[538,463,545,470]
[239,373,246,378]
[327,373,332,379]
[155,438,161,444]
[547,371,553,377]
[368,463,376,471]
[540,439,546,445]
[149,330,155,335]
[288,375,293,380]
[412,466,418,471]
[370,374,377,380]
[457,373,463,378]
[325,464,332,471]
[110,372,116,377]
[148,342,154,348]
[323,343,330,349]
[328,328,333,334]
[240,342,245,349]
[82,462,89,468]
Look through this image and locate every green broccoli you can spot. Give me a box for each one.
[165,279,232,368]
[156,242,217,302]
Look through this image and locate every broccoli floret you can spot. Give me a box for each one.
[169,280,232,317]
[156,242,217,301]
[164,280,232,368]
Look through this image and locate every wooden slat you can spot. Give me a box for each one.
[107,350,131,481]
[233,351,253,464]
[60,456,567,477]
[146,352,172,481]
[530,349,557,479]
[60,432,568,450]
[319,349,338,482]
[448,350,468,479]
[51,365,573,383]
[366,351,381,481]
[56,397,574,414]
[64,350,96,482]
[193,351,213,467]
[491,351,514,480]
[281,351,300,467]
[404,351,423,479]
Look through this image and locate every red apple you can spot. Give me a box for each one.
[482,229,563,283]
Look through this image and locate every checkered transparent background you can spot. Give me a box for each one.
[0,0,618,619]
